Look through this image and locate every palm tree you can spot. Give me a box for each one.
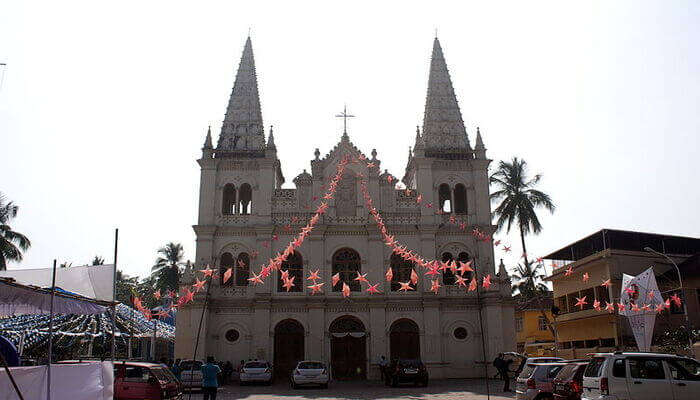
[92,256,105,265]
[151,242,184,293]
[491,157,558,353]
[0,193,31,270]
[490,157,555,268]
[511,262,549,297]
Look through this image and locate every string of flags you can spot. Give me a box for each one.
[128,152,683,321]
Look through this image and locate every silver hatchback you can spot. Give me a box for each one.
[516,362,566,400]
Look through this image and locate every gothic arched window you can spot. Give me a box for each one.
[278,251,303,292]
[222,184,236,215]
[235,252,250,286]
[442,252,455,285]
[238,183,252,215]
[332,248,361,292]
[438,184,451,213]
[390,253,414,291]
[453,184,467,214]
[219,252,235,287]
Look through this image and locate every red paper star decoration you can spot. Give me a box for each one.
[670,293,682,307]
[223,267,233,284]
[307,269,321,282]
[482,274,492,289]
[468,278,477,292]
[366,283,381,295]
[282,276,295,292]
[410,269,419,285]
[248,272,264,285]
[355,272,369,284]
[200,266,215,278]
[430,279,441,294]
[307,282,324,295]
[575,296,587,309]
[455,274,468,287]
[193,278,207,292]
[605,302,615,313]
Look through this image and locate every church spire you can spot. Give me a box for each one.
[216,36,266,152]
[421,37,471,154]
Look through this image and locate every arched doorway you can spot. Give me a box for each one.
[329,316,367,380]
[273,319,304,379]
[389,319,420,360]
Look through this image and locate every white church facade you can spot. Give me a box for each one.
[175,36,516,379]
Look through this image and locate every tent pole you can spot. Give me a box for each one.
[187,272,213,400]
[111,228,118,365]
[475,270,491,400]
[46,259,57,400]
[0,350,24,400]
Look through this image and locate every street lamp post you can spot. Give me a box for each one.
[644,246,694,353]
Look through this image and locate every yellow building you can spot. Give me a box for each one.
[514,294,556,356]
[543,229,700,359]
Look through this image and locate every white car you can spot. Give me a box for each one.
[239,360,273,385]
[582,352,700,400]
[178,359,203,389]
[290,360,330,389]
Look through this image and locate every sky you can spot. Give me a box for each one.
[1,1,699,280]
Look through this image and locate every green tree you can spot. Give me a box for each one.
[0,193,31,270]
[490,157,557,351]
[490,157,556,267]
[92,255,105,265]
[151,242,184,293]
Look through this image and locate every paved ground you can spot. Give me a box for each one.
[183,379,516,399]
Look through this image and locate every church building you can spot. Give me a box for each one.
[175,36,516,379]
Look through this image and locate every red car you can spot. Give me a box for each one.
[552,361,588,400]
[114,361,182,400]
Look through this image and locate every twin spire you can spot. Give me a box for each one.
[420,37,472,154]
[211,36,479,157]
[216,36,266,152]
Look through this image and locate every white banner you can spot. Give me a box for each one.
[619,267,664,351]
[0,361,113,400]
[0,264,115,302]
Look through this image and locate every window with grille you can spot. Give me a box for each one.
[332,248,361,292]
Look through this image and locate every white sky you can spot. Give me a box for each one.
[1,1,698,279]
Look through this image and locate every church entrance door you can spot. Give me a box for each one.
[273,319,304,379]
[390,319,420,360]
[329,316,367,380]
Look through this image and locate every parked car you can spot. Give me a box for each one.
[290,360,330,389]
[553,361,588,400]
[114,361,182,400]
[516,362,566,400]
[178,359,203,389]
[239,360,273,385]
[581,352,700,400]
[385,359,429,387]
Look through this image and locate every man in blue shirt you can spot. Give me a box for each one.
[201,356,222,400]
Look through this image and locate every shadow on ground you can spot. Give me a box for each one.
[182,378,515,400]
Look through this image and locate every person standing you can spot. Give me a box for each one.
[201,356,222,400]
[171,358,181,382]
[378,356,388,382]
[493,353,512,392]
